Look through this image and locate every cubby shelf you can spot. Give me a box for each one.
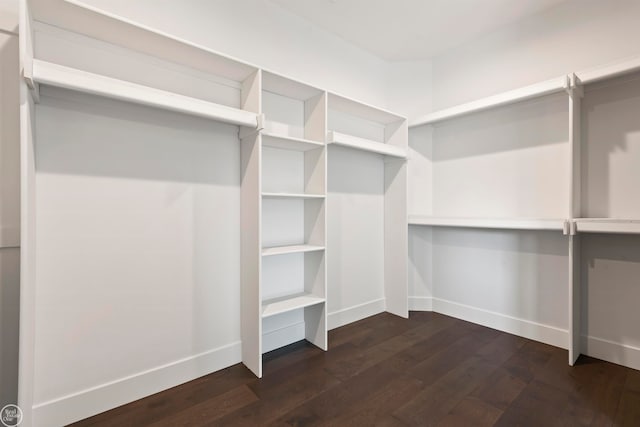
[261,293,325,318]
[262,133,325,151]
[327,130,406,158]
[262,192,325,199]
[262,244,325,257]
[32,60,260,128]
[574,218,640,234]
[408,216,566,231]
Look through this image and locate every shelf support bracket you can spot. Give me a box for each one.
[564,220,578,236]
[238,113,265,140]
[565,73,584,99]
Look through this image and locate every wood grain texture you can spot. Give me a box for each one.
[71,312,640,427]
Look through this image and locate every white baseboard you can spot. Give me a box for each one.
[262,322,305,353]
[433,298,568,349]
[409,296,433,311]
[581,335,640,371]
[32,341,242,427]
[327,298,386,330]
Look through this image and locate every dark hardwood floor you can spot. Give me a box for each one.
[71,312,640,426]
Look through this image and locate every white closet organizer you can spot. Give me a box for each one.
[408,77,576,363]
[568,60,640,370]
[241,71,328,378]
[327,94,409,318]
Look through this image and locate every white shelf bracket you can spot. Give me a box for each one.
[565,73,584,99]
[238,113,265,140]
[564,220,578,236]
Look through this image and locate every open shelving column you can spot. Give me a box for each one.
[407,74,574,360]
[327,93,408,318]
[20,0,264,424]
[241,71,328,378]
[568,60,640,370]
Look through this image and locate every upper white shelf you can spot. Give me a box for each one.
[262,244,325,257]
[327,131,407,159]
[328,92,405,125]
[576,56,640,85]
[32,0,258,84]
[262,133,325,152]
[32,60,259,128]
[408,216,566,232]
[262,293,325,318]
[574,219,640,235]
[262,192,325,199]
[262,71,324,101]
[409,76,568,127]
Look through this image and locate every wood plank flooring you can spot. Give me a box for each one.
[71,312,640,426]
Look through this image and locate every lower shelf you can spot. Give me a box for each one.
[408,215,566,231]
[262,293,325,318]
[575,218,640,234]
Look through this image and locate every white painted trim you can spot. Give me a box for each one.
[432,298,568,349]
[327,298,386,330]
[408,296,433,311]
[0,226,20,248]
[262,322,305,354]
[32,342,242,427]
[581,335,640,371]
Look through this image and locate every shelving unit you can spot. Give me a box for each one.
[327,93,408,319]
[240,71,328,378]
[408,72,576,363]
[567,61,640,370]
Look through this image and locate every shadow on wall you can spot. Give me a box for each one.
[581,233,640,365]
[582,73,640,218]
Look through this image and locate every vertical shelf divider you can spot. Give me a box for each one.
[240,69,263,377]
[568,73,583,365]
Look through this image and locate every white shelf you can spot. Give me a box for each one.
[408,215,566,231]
[262,192,325,199]
[328,92,405,124]
[577,56,640,85]
[262,133,324,152]
[261,293,325,318]
[574,218,640,235]
[32,60,259,127]
[327,131,407,159]
[410,76,568,127]
[262,244,325,257]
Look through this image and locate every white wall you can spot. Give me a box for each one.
[430,0,640,110]
[65,0,389,109]
[0,14,20,409]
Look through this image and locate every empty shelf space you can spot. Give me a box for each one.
[574,218,640,234]
[262,192,325,199]
[262,244,325,256]
[410,76,567,127]
[327,131,406,159]
[32,60,259,128]
[262,293,325,318]
[262,133,325,151]
[408,216,566,231]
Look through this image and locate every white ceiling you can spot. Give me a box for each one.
[270,0,569,61]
